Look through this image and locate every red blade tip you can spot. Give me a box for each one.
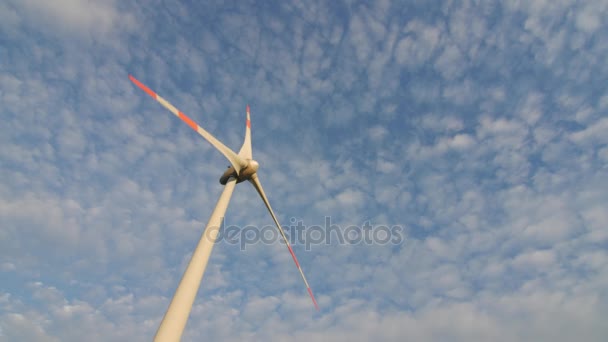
[128,74,156,99]
[308,288,320,311]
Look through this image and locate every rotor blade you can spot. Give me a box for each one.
[129,74,247,173]
[238,104,252,159]
[249,174,319,310]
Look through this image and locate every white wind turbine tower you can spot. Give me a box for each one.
[129,75,319,342]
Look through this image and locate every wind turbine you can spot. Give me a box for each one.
[128,75,319,342]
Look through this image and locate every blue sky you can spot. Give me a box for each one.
[1,0,608,341]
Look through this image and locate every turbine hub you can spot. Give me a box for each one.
[247,160,259,173]
[219,159,259,185]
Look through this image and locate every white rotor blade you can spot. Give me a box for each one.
[238,104,252,159]
[129,75,247,173]
[249,174,319,310]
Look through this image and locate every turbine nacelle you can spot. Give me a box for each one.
[220,159,259,185]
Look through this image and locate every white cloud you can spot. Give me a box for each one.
[517,92,544,126]
[449,133,475,149]
[570,117,608,145]
[575,3,603,33]
[367,125,388,142]
[10,0,135,40]
[395,21,441,67]
[419,114,464,132]
[434,44,465,80]
[512,249,556,270]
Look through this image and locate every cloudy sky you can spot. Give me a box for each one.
[2,0,608,341]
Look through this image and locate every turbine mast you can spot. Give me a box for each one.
[154,177,237,342]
